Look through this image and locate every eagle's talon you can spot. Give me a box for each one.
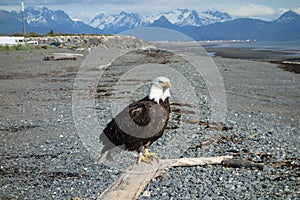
[145,152,157,160]
[144,148,158,160]
[137,153,151,164]
[137,148,159,164]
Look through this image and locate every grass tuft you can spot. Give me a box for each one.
[0,44,41,52]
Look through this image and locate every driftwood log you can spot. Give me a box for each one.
[44,53,83,61]
[97,156,235,200]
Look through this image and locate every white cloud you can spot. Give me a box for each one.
[229,4,276,17]
[278,8,290,14]
[295,7,300,14]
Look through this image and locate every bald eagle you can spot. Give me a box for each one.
[99,77,171,164]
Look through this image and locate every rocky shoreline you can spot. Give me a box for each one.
[0,43,299,199]
[24,35,150,49]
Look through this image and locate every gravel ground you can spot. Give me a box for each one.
[0,44,299,199]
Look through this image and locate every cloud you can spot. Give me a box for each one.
[295,7,300,14]
[230,4,276,17]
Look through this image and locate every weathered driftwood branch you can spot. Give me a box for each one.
[44,53,83,61]
[222,158,264,170]
[97,156,233,200]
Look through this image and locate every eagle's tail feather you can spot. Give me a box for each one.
[98,150,109,164]
[98,145,125,164]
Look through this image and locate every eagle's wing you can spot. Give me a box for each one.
[100,101,151,147]
[99,99,169,163]
[128,101,151,126]
[127,100,168,138]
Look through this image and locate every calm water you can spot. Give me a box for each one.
[212,41,300,54]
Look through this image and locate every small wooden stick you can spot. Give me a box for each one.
[222,158,264,170]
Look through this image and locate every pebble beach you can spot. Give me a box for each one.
[0,39,299,199]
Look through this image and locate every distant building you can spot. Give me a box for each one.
[27,40,39,45]
[0,36,25,46]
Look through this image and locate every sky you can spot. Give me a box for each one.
[1,0,300,23]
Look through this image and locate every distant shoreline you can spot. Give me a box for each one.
[153,41,300,74]
[203,45,300,74]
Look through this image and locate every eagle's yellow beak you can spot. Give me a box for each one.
[161,81,171,89]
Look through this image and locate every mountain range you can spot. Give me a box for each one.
[90,9,232,32]
[1,7,300,41]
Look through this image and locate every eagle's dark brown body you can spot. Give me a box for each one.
[100,96,170,158]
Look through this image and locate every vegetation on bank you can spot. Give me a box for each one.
[0,31,115,51]
[0,44,86,52]
[0,44,42,51]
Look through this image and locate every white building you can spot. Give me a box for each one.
[27,40,39,45]
[0,36,25,46]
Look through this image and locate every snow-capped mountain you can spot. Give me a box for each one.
[275,10,300,23]
[146,9,203,26]
[1,6,299,41]
[10,6,99,34]
[146,9,232,26]
[89,9,232,32]
[11,7,73,27]
[200,10,232,25]
[90,11,149,32]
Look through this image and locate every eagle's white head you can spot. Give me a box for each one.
[148,76,171,104]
